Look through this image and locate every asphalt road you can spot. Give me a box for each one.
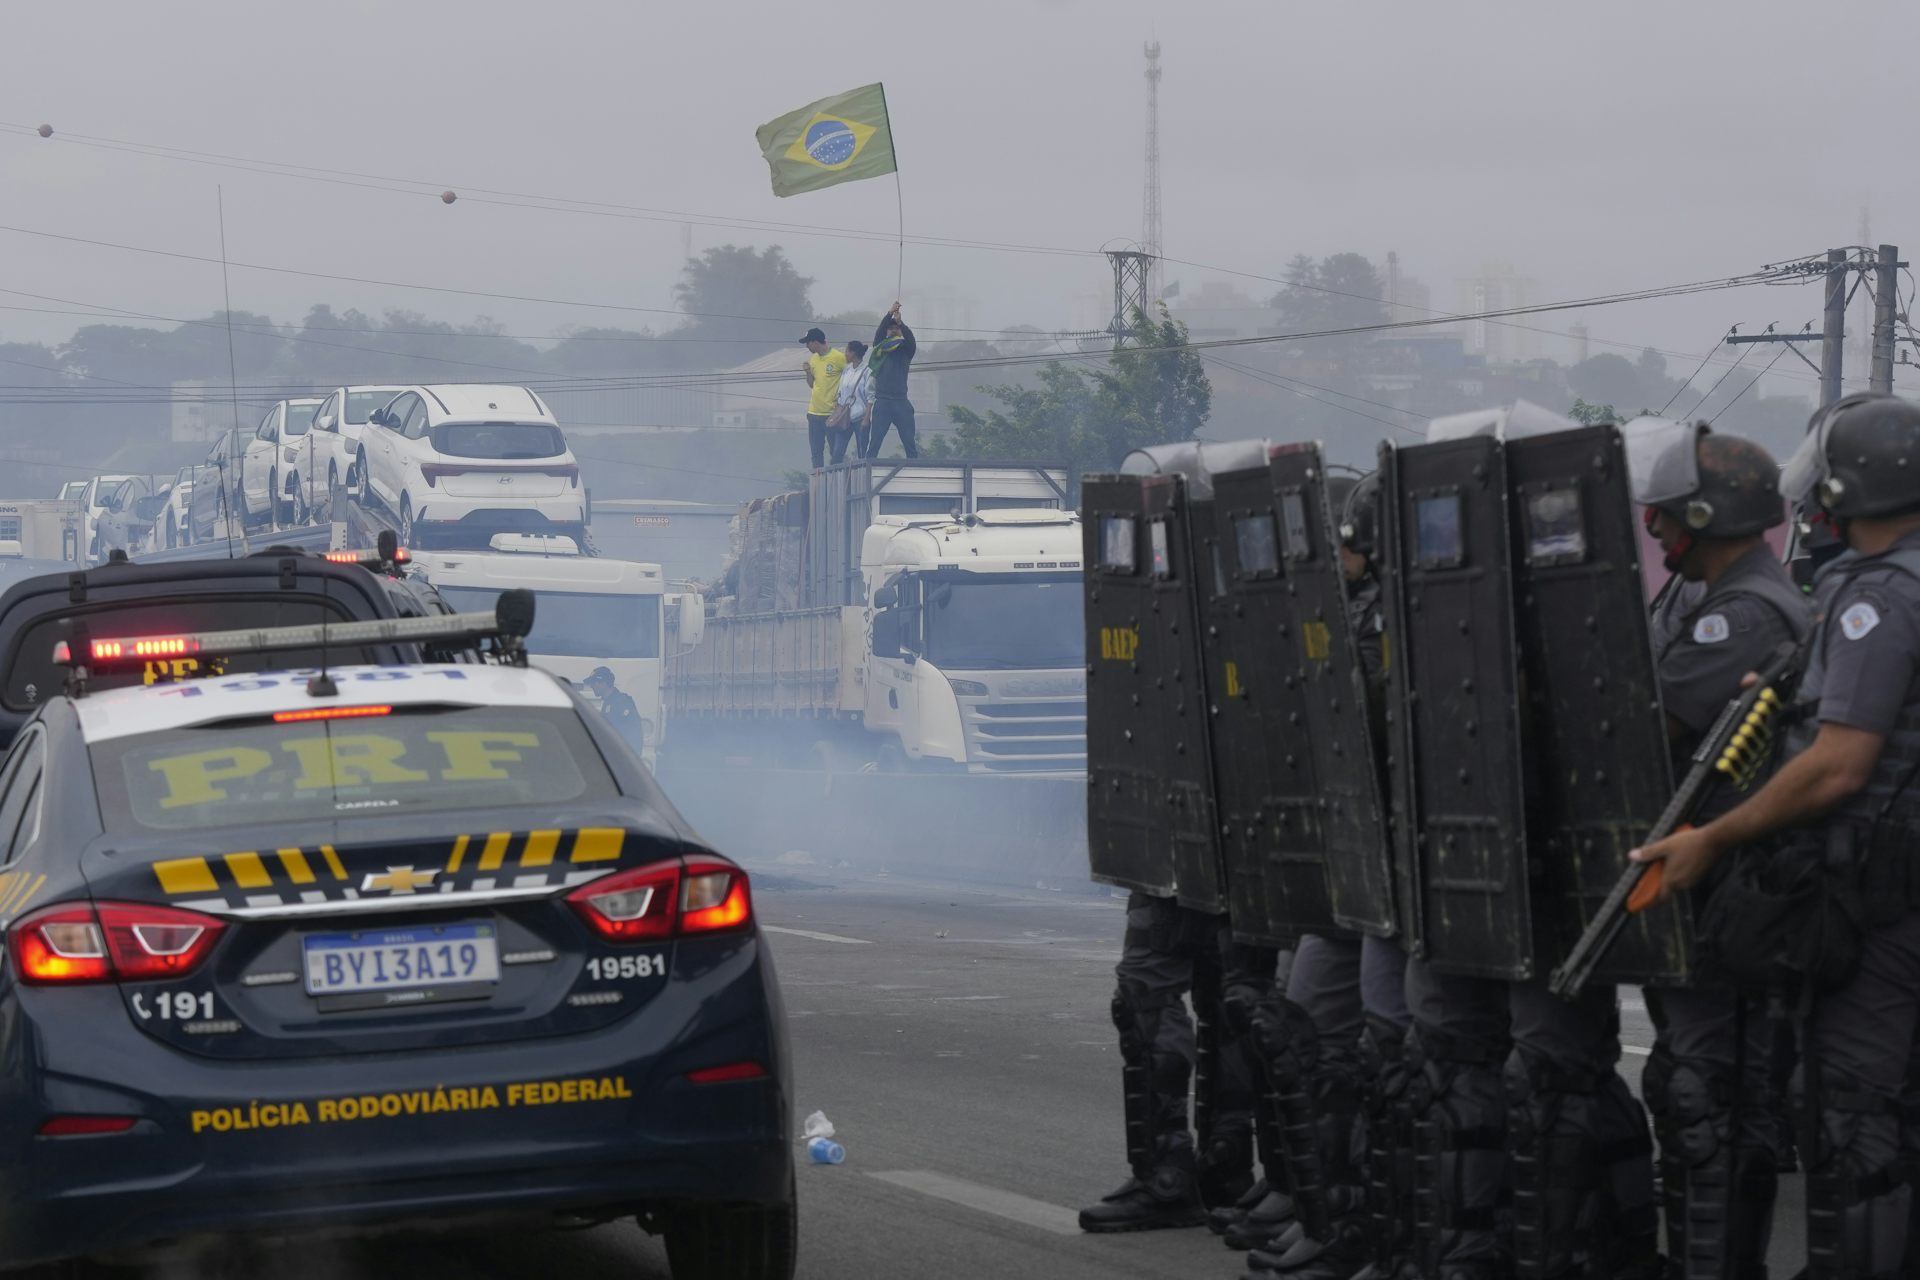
[113,862,1808,1278]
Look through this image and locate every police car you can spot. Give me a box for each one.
[0,600,795,1278]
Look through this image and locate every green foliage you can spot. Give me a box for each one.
[1269,253,1389,336]
[926,306,1210,479]
[1567,398,1620,425]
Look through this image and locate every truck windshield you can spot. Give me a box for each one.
[435,585,660,659]
[921,573,1083,671]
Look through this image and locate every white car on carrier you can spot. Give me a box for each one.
[355,385,584,548]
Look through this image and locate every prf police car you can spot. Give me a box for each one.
[0,597,795,1279]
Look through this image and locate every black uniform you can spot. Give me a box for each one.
[1079,895,1272,1230]
[1644,544,1809,1277]
[597,685,647,758]
[1777,528,1920,1274]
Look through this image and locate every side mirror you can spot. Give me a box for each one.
[873,583,899,609]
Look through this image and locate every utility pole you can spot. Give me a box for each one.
[1821,247,1847,407]
[1106,250,1153,351]
[1871,243,1902,395]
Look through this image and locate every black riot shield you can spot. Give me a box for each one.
[1268,444,1397,937]
[1199,451,1335,945]
[1380,434,1533,979]
[1082,472,1224,910]
[1507,425,1689,986]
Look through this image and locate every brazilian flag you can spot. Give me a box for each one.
[756,83,897,198]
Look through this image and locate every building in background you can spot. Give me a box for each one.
[1455,263,1542,364]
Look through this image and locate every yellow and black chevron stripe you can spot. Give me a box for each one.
[0,869,49,924]
[150,828,634,909]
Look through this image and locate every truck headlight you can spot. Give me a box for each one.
[949,679,989,697]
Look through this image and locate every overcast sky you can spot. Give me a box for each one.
[3,0,1913,400]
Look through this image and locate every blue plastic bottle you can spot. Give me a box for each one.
[807,1137,846,1165]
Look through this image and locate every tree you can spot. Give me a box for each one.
[1270,253,1389,337]
[667,245,814,368]
[928,306,1210,483]
[1568,398,1620,425]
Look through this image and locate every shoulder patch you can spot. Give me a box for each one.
[1691,613,1730,644]
[1840,601,1882,641]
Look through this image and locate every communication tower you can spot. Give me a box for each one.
[1142,41,1163,304]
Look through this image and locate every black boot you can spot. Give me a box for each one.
[1210,1177,1271,1235]
[1078,1152,1206,1233]
[1223,1189,1299,1251]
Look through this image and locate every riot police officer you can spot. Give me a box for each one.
[1243,472,1414,1280]
[1635,393,1920,1276]
[1628,419,1809,1278]
[584,666,647,759]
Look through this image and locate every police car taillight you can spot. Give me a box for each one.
[680,861,752,935]
[566,860,753,942]
[567,861,680,942]
[11,902,225,985]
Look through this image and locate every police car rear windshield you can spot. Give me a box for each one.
[91,706,617,833]
[430,423,565,460]
[4,598,374,711]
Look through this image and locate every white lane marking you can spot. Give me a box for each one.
[763,925,872,945]
[1622,1045,1652,1057]
[866,1170,1080,1236]
[934,995,1006,1002]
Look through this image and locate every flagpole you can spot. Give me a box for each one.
[879,81,902,301]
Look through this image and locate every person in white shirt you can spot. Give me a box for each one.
[830,339,875,463]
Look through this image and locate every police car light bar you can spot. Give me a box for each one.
[52,590,536,672]
[324,546,411,568]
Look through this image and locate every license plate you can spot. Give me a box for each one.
[302,923,500,996]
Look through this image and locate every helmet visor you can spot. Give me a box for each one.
[1778,418,1831,505]
[1622,417,1701,506]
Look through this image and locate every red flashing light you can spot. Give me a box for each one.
[38,1115,139,1137]
[686,1061,768,1085]
[12,902,225,985]
[324,547,411,566]
[273,704,393,724]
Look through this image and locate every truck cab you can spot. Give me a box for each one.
[406,538,688,767]
[862,510,1085,775]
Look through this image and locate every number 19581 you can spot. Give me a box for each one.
[586,954,666,982]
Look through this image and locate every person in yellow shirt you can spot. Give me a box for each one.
[800,327,846,470]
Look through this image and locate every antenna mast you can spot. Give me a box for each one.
[1142,40,1163,306]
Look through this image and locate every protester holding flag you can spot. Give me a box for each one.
[865,303,918,459]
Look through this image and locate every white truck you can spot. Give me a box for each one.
[405,535,702,768]
[667,462,1086,776]
[0,498,84,565]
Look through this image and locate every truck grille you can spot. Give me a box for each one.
[956,688,1086,776]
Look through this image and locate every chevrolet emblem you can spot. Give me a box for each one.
[362,866,437,895]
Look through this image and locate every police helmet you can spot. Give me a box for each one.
[1624,417,1784,538]
[1340,472,1381,559]
[1781,394,1920,519]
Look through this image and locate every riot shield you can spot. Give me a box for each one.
[1200,452,1335,945]
[1082,472,1224,910]
[1507,425,1689,985]
[1381,434,1532,979]
[1268,444,1397,937]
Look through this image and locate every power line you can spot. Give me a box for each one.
[1657,327,1735,413]
[1708,345,1791,425]
[0,121,1096,262]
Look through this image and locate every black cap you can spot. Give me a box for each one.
[800,327,827,345]
[586,665,615,684]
